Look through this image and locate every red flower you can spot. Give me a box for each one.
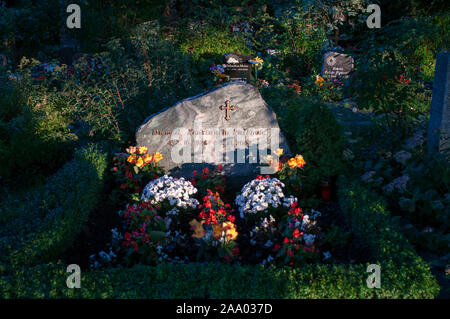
[217,165,223,171]
[231,247,240,256]
[293,229,300,238]
[202,167,210,175]
[284,237,289,244]
[120,183,127,189]
[286,249,294,258]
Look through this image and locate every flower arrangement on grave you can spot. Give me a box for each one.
[111,146,164,202]
[264,149,306,196]
[141,175,200,212]
[189,190,239,262]
[189,166,226,196]
[303,74,344,101]
[235,175,297,221]
[210,64,229,84]
[244,198,321,266]
[274,203,321,266]
[119,201,170,265]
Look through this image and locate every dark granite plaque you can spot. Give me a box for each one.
[223,53,252,82]
[321,51,354,79]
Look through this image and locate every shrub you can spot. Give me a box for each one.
[0,144,108,267]
[347,51,431,136]
[294,100,346,197]
[0,81,76,188]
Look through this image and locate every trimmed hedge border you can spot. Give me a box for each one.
[0,174,439,298]
[0,144,107,267]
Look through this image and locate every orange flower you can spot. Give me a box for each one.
[212,224,223,240]
[127,155,137,164]
[288,158,297,168]
[189,219,206,239]
[315,75,325,87]
[144,153,153,163]
[136,156,144,168]
[153,152,163,163]
[138,146,148,154]
[288,155,306,168]
[295,155,306,167]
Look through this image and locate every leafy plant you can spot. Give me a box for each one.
[294,100,346,197]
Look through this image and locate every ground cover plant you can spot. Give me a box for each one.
[0,0,448,299]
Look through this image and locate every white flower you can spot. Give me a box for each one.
[235,177,297,217]
[141,175,199,209]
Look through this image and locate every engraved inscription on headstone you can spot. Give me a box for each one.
[136,81,290,184]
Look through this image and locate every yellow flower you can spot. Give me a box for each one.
[288,158,297,168]
[189,219,206,239]
[138,146,148,154]
[135,156,144,168]
[144,153,153,164]
[295,155,306,167]
[251,56,264,65]
[127,155,137,164]
[276,148,283,156]
[153,152,163,163]
[126,146,137,154]
[223,222,238,240]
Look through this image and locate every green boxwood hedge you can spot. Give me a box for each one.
[0,175,439,298]
[0,144,107,267]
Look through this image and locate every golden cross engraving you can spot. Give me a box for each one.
[220,100,235,121]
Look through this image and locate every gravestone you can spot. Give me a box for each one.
[136,81,290,185]
[427,51,450,155]
[59,34,78,66]
[223,53,252,82]
[321,51,354,79]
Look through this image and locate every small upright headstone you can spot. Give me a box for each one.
[321,51,354,79]
[427,51,450,155]
[223,53,252,82]
[59,28,78,66]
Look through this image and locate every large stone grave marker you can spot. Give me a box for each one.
[321,51,354,79]
[427,51,450,155]
[136,81,290,185]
